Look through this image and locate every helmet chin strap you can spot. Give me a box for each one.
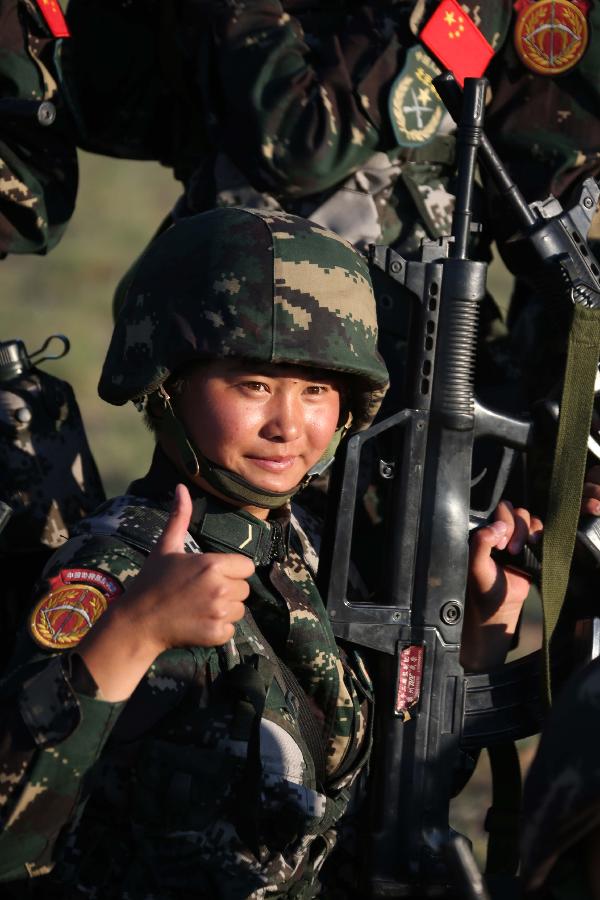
[196,455,304,509]
[152,387,333,510]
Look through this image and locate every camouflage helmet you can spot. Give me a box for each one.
[98,207,389,432]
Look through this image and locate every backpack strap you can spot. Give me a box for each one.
[74,495,200,555]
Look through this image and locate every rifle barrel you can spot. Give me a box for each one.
[433,73,538,230]
[452,79,486,259]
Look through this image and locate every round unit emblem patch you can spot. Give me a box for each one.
[29,584,109,649]
[514,0,589,76]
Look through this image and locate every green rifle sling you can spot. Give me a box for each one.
[541,303,600,703]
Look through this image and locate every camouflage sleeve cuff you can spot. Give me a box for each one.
[19,654,124,748]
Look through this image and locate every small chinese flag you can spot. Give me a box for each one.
[420,0,493,86]
[35,0,70,38]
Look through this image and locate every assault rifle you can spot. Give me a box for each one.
[317,76,600,896]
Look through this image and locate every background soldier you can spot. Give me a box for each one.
[2,0,598,406]
[52,0,599,411]
[0,336,105,670]
[0,0,76,256]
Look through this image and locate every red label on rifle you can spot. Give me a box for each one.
[395,645,424,718]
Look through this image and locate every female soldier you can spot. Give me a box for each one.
[0,208,536,898]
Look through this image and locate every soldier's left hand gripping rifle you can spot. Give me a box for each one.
[316,76,600,898]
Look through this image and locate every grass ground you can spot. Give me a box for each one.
[1,149,534,867]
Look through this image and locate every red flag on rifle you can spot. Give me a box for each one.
[420,0,493,86]
[34,0,70,38]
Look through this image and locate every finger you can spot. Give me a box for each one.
[582,483,600,502]
[472,521,509,550]
[582,497,600,516]
[154,484,193,555]
[217,553,256,580]
[492,501,513,550]
[204,586,250,618]
[530,517,544,542]
[508,507,530,554]
[192,620,236,648]
[582,483,600,515]
[469,521,508,592]
[206,598,247,621]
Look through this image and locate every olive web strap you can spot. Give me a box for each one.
[542,304,600,702]
[277,657,328,788]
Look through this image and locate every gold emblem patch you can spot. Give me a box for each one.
[514,0,589,76]
[29,584,109,649]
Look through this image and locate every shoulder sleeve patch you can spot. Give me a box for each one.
[29,567,123,650]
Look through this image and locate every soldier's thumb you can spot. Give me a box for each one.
[156,483,193,555]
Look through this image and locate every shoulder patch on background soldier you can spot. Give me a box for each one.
[513,0,589,75]
[32,0,70,38]
[29,568,123,650]
[388,47,445,148]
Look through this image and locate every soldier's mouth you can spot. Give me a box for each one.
[247,456,297,472]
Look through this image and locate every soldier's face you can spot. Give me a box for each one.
[176,359,342,513]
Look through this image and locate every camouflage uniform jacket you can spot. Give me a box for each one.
[0,0,77,255]
[0,449,372,898]
[60,0,512,252]
[190,0,510,251]
[6,1,600,256]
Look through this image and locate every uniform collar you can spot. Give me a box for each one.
[128,446,290,566]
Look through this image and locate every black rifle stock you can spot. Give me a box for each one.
[317,76,600,896]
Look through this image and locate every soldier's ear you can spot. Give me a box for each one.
[336,379,353,430]
[339,410,353,434]
[143,392,167,436]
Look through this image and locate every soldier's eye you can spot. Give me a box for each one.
[241,381,269,393]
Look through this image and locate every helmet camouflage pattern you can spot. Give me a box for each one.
[98,208,389,431]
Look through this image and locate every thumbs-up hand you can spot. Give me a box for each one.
[119,484,255,655]
[78,485,254,701]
